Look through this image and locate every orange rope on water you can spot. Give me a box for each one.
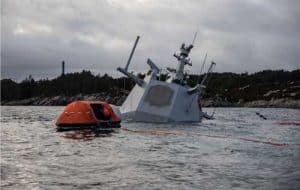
[121,128,300,147]
[238,137,286,147]
[275,121,300,126]
[59,127,300,147]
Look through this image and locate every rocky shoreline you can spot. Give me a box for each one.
[1,93,299,108]
[1,93,127,106]
[201,98,300,108]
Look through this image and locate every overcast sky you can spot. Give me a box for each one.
[1,0,300,81]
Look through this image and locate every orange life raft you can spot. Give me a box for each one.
[56,101,121,131]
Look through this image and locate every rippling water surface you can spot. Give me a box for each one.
[1,106,300,189]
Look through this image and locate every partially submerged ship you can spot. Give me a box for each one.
[117,36,216,122]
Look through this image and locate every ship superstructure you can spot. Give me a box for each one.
[117,36,215,122]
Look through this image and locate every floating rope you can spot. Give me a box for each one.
[121,128,300,147]
[59,126,300,147]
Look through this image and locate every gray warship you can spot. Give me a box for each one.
[116,36,216,122]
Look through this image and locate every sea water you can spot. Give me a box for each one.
[1,106,300,189]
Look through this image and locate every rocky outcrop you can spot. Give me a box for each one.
[1,93,128,106]
[243,98,300,109]
[200,98,300,109]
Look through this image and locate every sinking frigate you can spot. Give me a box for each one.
[117,36,215,122]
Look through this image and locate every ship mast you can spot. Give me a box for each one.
[172,31,198,84]
[173,43,193,84]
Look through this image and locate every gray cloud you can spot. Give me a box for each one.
[1,0,300,81]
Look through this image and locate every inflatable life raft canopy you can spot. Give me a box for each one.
[56,101,121,131]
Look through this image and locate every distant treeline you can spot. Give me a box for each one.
[1,69,300,102]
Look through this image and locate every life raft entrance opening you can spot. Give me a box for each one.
[90,103,110,120]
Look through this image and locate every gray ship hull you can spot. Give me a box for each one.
[119,75,203,123]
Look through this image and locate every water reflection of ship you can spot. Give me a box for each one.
[117,35,216,122]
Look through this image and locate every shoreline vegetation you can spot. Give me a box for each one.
[1,70,300,108]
